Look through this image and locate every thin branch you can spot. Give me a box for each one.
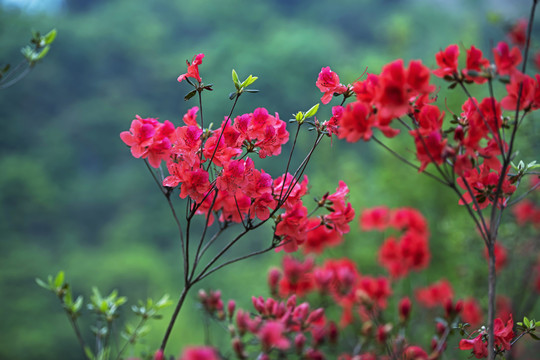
[277,123,301,204]
[507,181,540,206]
[371,135,447,186]
[160,284,192,352]
[196,244,278,282]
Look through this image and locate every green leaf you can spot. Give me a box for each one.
[241,75,258,88]
[524,317,531,328]
[184,89,197,101]
[304,103,320,119]
[530,332,540,340]
[44,29,57,45]
[36,277,50,290]
[36,45,50,60]
[244,89,259,93]
[54,271,65,289]
[73,296,83,313]
[232,69,240,88]
[84,346,95,360]
[156,294,173,309]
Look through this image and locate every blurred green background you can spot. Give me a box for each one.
[0,0,538,359]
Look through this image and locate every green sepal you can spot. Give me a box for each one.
[184,89,197,101]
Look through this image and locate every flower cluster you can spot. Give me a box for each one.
[361,207,430,278]
[196,290,336,360]
[316,36,540,210]
[459,316,514,359]
[121,54,355,253]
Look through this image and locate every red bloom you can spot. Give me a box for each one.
[501,72,537,111]
[461,298,483,327]
[411,129,448,172]
[178,53,205,83]
[337,101,374,142]
[512,199,536,225]
[493,42,522,76]
[459,334,488,359]
[356,276,392,309]
[457,163,516,210]
[496,295,513,323]
[398,297,412,321]
[324,181,355,234]
[278,256,314,297]
[316,66,348,104]
[415,279,453,308]
[179,346,218,360]
[433,44,460,78]
[375,59,409,119]
[508,18,528,47]
[258,321,291,352]
[403,346,429,360]
[360,206,390,231]
[304,218,343,254]
[407,59,435,94]
[463,45,490,84]
[315,258,359,298]
[378,231,430,278]
[182,106,199,126]
[390,207,428,234]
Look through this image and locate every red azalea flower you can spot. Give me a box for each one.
[316,66,348,104]
[512,199,536,225]
[493,42,522,76]
[461,298,483,327]
[463,45,490,84]
[415,279,453,308]
[459,333,488,359]
[278,256,315,296]
[258,321,291,352]
[433,44,460,78]
[304,218,343,254]
[178,53,205,83]
[501,72,537,110]
[508,18,528,47]
[179,346,219,360]
[337,101,374,142]
[360,206,390,231]
[375,59,409,119]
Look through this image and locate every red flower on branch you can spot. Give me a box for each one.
[178,53,205,83]
[316,66,348,104]
[433,44,460,78]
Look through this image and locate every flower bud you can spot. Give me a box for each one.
[436,321,446,336]
[198,289,207,302]
[398,297,412,322]
[232,337,246,359]
[268,268,281,295]
[294,333,306,354]
[153,349,164,360]
[454,125,464,142]
[286,295,297,308]
[361,321,373,336]
[328,321,339,344]
[227,300,236,321]
[307,308,325,324]
[376,323,392,343]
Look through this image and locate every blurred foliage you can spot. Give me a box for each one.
[0,0,537,359]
